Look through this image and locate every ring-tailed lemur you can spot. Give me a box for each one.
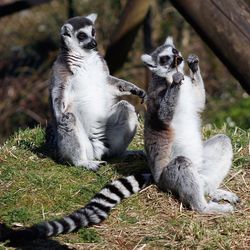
[0,174,152,243]
[142,37,239,213]
[46,14,146,170]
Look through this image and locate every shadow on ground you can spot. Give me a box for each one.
[3,238,71,250]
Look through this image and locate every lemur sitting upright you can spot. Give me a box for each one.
[46,14,146,170]
[142,37,239,213]
[0,14,149,244]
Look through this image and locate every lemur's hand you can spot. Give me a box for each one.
[58,112,76,132]
[172,72,184,85]
[130,88,147,103]
[187,54,199,73]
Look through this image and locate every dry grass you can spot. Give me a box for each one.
[0,124,249,250]
[64,173,250,250]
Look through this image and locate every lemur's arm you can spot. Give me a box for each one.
[187,54,205,111]
[108,75,146,100]
[51,91,65,121]
[50,62,71,121]
[158,72,183,122]
[50,79,68,121]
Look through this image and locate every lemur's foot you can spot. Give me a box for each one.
[211,189,240,204]
[187,54,199,73]
[204,201,234,214]
[172,72,184,85]
[58,112,76,132]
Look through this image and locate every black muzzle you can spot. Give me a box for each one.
[84,39,97,50]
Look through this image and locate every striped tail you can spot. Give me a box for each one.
[0,173,152,243]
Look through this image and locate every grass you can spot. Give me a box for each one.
[0,123,249,249]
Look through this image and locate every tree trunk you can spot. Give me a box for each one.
[170,0,250,94]
[0,0,51,18]
[105,0,151,74]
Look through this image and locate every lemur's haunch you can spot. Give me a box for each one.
[46,14,146,170]
[142,37,239,213]
[0,174,152,243]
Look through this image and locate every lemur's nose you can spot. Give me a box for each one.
[91,39,97,48]
[88,39,97,49]
[84,39,97,50]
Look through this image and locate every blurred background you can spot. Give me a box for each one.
[0,0,249,144]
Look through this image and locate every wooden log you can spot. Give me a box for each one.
[170,0,250,94]
[105,0,151,74]
[0,0,51,18]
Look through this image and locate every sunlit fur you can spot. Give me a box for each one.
[47,14,146,170]
[142,37,239,213]
[0,174,152,243]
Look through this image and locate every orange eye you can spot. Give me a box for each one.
[77,32,88,41]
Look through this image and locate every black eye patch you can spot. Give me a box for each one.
[172,48,178,54]
[77,32,88,41]
[159,55,171,65]
[91,28,95,36]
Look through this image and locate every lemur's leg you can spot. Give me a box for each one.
[187,54,205,111]
[57,112,105,170]
[105,100,138,157]
[199,134,239,203]
[108,76,146,100]
[158,156,234,213]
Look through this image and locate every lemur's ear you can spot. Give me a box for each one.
[164,36,174,46]
[141,54,156,69]
[86,13,97,23]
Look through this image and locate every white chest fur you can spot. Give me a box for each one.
[171,76,203,168]
[65,53,115,132]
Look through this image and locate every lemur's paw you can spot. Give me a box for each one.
[58,112,76,131]
[187,54,199,73]
[61,112,76,124]
[216,203,234,213]
[138,89,147,99]
[205,201,234,214]
[211,189,240,204]
[131,88,146,100]
[172,72,184,85]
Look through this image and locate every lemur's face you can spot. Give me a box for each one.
[61,13,97,52]
[141,37,184,77]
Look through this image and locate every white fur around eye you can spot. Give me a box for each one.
[159,47,173,58]
[76,26,93,38]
